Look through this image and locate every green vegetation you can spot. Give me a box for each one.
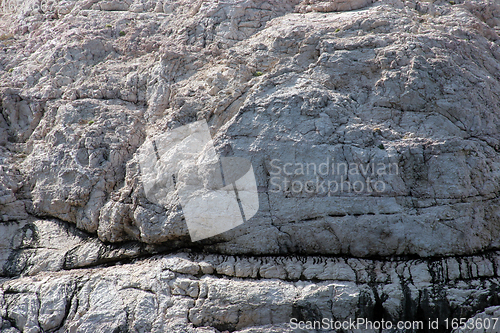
[119,31,126,36]
[88,120,95,125]
[105,24,112,28]
[449,1,455,4]
[378,144,385,150]
[334,28,341,33]
[8,68,13,73]
[253,71,263,77]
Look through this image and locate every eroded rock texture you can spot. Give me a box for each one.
[296,0,376,13]
[1,0,500,332]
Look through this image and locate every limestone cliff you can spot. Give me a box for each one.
[1,0,500,332]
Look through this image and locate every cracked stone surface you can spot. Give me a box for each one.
[1,0,500,332]
[2,250,500,332]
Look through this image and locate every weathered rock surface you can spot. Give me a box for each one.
[296,0,376,13]
[2,0,500,257]
[1,251,500,332]
[1,0,500,331]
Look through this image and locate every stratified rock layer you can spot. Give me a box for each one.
[2,248,500,333]
[1,0,500,332]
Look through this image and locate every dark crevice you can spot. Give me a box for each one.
[2,215,500,281]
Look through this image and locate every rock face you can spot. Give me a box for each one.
[1,0,500,332]
[2,251,500,333]
[296,0,376,13]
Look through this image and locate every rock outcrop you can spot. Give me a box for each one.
[1,0,500,332]
[296,0,376,13]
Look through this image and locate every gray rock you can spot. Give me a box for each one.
[296,0,377,13]
[1,0,500,331]
[0,252,499,332]
[4,0,498,258]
